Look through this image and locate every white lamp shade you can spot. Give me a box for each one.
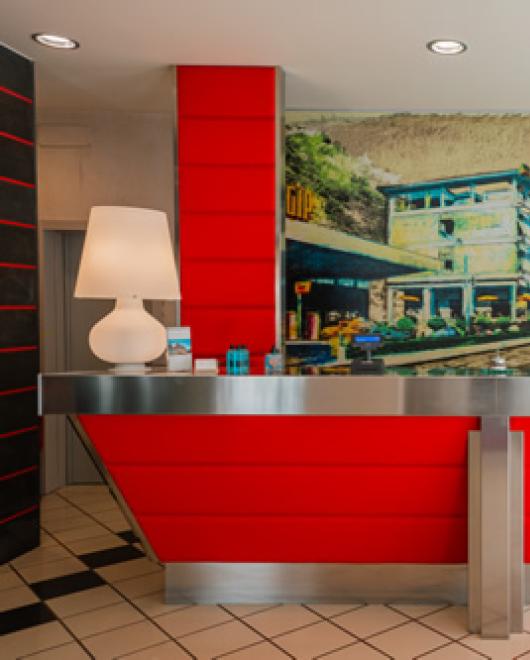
[75,206,180,300]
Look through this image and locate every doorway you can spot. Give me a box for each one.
[42,230,113,489]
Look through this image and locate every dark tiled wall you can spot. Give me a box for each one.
[0,44,39,563]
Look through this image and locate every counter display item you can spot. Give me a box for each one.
[264,347,283,374]
[166,326,192,372]
[226,345,250,375]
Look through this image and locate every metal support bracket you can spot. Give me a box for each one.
[468,417,524,638]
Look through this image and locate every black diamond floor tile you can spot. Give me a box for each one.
[117,530,139,544]
[0,602,55,635]
[79,544,144,569]
[30,570,105,600]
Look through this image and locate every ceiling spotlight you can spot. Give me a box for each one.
[427,39,467,55]
[32,33,79,49]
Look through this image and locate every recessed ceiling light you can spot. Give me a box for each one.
[31,33,79,49]
[427,39,467,55]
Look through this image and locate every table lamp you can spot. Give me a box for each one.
[74,206,180,372]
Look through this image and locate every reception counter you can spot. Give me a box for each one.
[38,370,530,639]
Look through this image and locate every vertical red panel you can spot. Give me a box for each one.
[177,66,279,370]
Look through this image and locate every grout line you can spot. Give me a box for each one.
[8,563,96,659]
[301,604,395,660]
[314,640,363,659]
[217,604,295,659]
[20,639,91,659]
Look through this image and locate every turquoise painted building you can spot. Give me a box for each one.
[378,168,530,327]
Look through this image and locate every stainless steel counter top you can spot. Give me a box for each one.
[39,370,530,416]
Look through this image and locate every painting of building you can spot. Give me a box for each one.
[284,113,530,369]
[381,168,530,330]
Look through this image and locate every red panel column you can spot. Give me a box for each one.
[177,66,280,371]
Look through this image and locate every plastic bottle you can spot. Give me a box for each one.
[226,345,235,375]
[238,345,250,375]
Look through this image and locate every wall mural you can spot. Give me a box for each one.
[285,112,530,371]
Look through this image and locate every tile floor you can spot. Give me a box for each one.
[1,486,530,658]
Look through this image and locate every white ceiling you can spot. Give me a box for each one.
[1,0,529,114]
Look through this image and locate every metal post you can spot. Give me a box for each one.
[468,417,524,638]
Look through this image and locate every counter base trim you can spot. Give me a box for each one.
[165,563,467,604]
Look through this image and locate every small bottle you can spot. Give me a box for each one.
[265,346,283,375]
[226,345,235,375]
[238,345,250,375]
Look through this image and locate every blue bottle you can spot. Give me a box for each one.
[226,345,236,375]
[238,345,250,375]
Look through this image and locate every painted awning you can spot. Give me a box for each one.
[286,219,441,280]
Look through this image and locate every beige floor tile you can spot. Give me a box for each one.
[333,604,408,639]
[155,604,232,637]
[309,603,364,619]
[82,620,168,660]
[64,601,145,638]
[0,584,39,612]
[461,632,530,659]
[40,495,72,511]
[245,604,320,637]
[320,642,388,658]
[0,621,73,659]
[96,557,161,583]
[79,499,120,514]
[222,603,280,618]
[18,556,86,584]
[92,509,129,524]
[104,518,131,532]
[416,642,485,659]
[47,584,124,618]
[65,532,127,555]
[22,641,91,659]
[118,641,191,659]
[42,515,94,533]
[59,485,108,496]
[114,571,165,599]
[420,605,468,639]
[0,567,26,591]
[275,620,355,659]
[221,641,290,659]
[133,591,190,618]
[41,506,85,523]
[39,532,59,547]
[54,523,109,543]
[369,621,449,659]
[10,544,72,569]
[179,619,262,658]
[389,603,450,619]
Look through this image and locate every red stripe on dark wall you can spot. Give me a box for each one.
[0,220,36,230]
[0,345,38,353]
[0,504,38,527]
[0,425,39,439]
[0,176,35,189]
[0,306,37,311]
[0,385,37,397]
[0,262,37,270]
[0,131,34,147]
[0,86,33,104]
[0,465,37,482]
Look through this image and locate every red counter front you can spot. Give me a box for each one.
[78,415,487,564]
